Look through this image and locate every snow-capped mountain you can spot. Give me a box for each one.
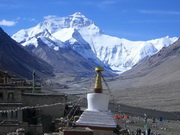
[31,37,99,74]
[0,27,54,79]
[12,12,178,73]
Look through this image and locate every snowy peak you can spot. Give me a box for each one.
[12,12,179,74]
[12,12,102,44]
[52,27,105,67]
[40,12,97,33]
[147,36,178,51]
[69,12,93,28]
[53,28,89,47]
[12,27,52,44]
[71,12,86,17]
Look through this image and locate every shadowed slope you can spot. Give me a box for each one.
[0,28,54,79]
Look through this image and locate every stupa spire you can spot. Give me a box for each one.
[76,67,117,132]
[94,67,104,93]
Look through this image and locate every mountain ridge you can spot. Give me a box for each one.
[0,27,54,79]
[109,38,180,90]
[12,12,178,73]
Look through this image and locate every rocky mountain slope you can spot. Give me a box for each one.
[12,12,178,73]
[31,37,99,74]
[0,28,54,79]
[108,39,180,111]
[110,38,180,88]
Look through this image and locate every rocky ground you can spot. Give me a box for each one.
[116,116,180,135]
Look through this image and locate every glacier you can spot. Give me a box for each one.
[12,12,178,74]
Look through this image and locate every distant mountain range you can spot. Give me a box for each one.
[108,38,180,112]
[0,28,53,79]
[109,38,180,89]
[122,38,180,86]
[12,12,178,74]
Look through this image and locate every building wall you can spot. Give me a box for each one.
[0,122,43,135]
[0,124,26,135]
[93,129,114,135]
[62,131,93,135]
[59,127,94,135]
[59,128,113,135]
[0,108,22,122]
[0,89,22,103]
[22,94,66,117]
[28,124,43,135]
[0,89,23,122]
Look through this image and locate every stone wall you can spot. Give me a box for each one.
[22,93,67,117]
[93,129,114,135]
[0,89,22,103]
[59,127,94,135]
[0,122,43,135]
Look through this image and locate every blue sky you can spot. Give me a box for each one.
[0,0,180,41]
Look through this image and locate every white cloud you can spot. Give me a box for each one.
[128,19,180,23]
[23,18,37,22]
[16,17,37,22]
[139,10,180,15]
[30,18,36,22]
[44,15,58,20]
[0,19,17,26]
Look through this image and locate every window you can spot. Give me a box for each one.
[0,92,3,99]
[8,92,14,100]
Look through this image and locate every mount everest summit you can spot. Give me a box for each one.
[12,12,178,74]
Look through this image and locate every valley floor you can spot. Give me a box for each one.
[44,73,180,112]
[110,81,180,112]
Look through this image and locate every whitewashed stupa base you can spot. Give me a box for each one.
[76,93,116,128]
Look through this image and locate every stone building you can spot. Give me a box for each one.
[0,70,12,84]
[0,70,67,135]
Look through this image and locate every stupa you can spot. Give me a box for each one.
[76,67,116,135]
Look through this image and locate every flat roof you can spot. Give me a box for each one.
[22,93,67,97]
